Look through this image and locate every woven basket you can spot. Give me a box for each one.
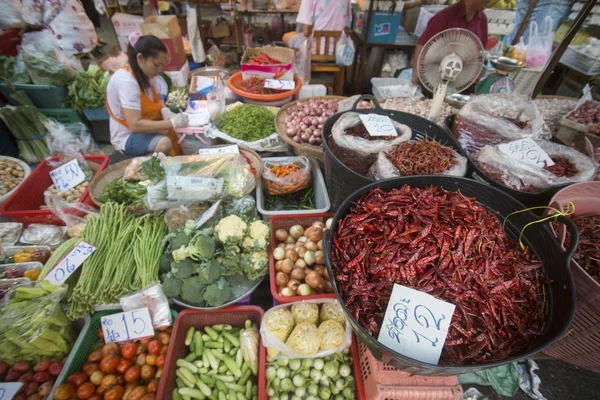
[89,146,262,212]
[275,96,346,164]
[542,181,600,373]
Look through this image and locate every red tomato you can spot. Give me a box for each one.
[140,365,155,382]
[104,385,124,400]
[101,343,119,357]
[100,374,117,390]
[66,372,87,388]
[146,380,158,393]
[157,332,170,345]
[147,341,161,355]
[88,395,102,400]
[124,366,140,383]
[135,354,146,368]
[53,384,76,400]
[82,363,99,376]
[139,338,151,347]
[144,355,156,366]
[32,371,49,383]
[116,359,132,375]
[99,356,119,374]
[140,394,156,400]
[87,350,102,363]
[155,355,165,368]
[34,360,50,372]
[96,327,104,340]
[12,362,30,373]
[121,343,138,360]
[76,382,95,399]
[127,386,147,400]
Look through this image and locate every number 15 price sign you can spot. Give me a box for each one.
[0,383,24,400]
[101,308,155,344]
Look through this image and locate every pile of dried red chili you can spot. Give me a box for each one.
[331,185,547,365]
[385,139,456,176]
[566,215,600,283]
[233,77,284,95]
[248,53,282,65]
[544,156,579,177]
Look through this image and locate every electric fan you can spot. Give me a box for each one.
[417,28,485,121]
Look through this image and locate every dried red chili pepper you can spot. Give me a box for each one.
[233,77,284,95]
[564,215,600,283]
[331,185,547,365]
[385,139,456,176]
[544,156,578,177]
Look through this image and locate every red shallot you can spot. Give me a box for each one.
[284,98,339,146]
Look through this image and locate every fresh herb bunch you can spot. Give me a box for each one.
[264,187,315,211]
[214,104,275,142]
[64,64,111,112]
[100,179,147,206]
[141,156,165,184]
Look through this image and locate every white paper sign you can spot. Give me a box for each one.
[101,308,155,343]
[359,114,397,137]
[378,284,456,364]
[49,159,86,192]
[498,138,554,168]
[199,145,239,156]
[0,383,23,400]
[196,76,215,92]
[44,241,96,286]
[196,200,221,229]
[264,79,295,90]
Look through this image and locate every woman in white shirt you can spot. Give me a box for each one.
[106,33,189,157]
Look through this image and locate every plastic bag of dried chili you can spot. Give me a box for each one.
[476,139,597,191]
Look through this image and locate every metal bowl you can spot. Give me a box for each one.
[445,93,471,109]
[189,66,230,81]
[490,56,525,72]
[171,275,264,310]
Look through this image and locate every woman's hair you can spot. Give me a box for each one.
[126,34,167,93]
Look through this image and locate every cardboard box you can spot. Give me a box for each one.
[241,46,295,81]
[141,15,187,71]
[112,13,144,52]
[165,62,190,87]
[210,24,231,39]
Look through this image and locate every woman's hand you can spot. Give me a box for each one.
[170,113,189,129]
[161,107,176,120]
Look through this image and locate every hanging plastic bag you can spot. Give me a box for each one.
[336,32,355,67]
[45,193,97,238]
[46,120,97,158]
[293,34,312,84]
[120,283,172,329]
[262,156,312,195]
[526,16,554,68]
[0,0,22,29]
[207,40,226,67]
[187,7,206,63]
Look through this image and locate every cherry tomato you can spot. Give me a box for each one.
[0,360,8,375]
[88,395,102,400]
[147,341,161,355]
[12,362,30,373]
[135,354,146,368]
[116,374,125,386]
[104,385,124,400]
[127,386,147,400]
[116,359,132,375]
[144,355,156,366]
[66,372,87,388]
[34,360,50,373]
[96,327,104,340]
[140,365,155,382]
[82,363,99,376]
[76,382,95,399]
[160,345,168,355]
[53,384,76,400]
[155,355,165,368]
[101,343,119,357]
[95,385,106,396]
[124,366,140,383]
[139,338,151,347]
[100,356,119,374]
[157,332,170,345]
[140,394,156,400]
[87,350,102,363]
[100,374,117,390]
[89,370,105,386]
[121,343,138,360]
[146,380,158,393]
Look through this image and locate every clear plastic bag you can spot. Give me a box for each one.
[12,51,30,84]
[336,31,355,67]
[46,120,97,158]
[164,203,211,231]
[526,16,554,68]
[163,153,256,203]
[453,94,547,156]
[45,193,97,238]
[120,283,172,329]
[207,40,226,67]
[293,34,312,84]
[0,0,22,29]
[262,156,312,195]
[223,196,257,219]
[260,299,352,360]
[20,31,82,86]
[476,139,597,191]
[20,224,67,249]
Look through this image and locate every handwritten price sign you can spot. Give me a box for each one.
[49,159,86,192]
[0,383,24,400]
[264,79,295,90]
[101,308,154,344]
[199,145,239,156]
[378,284,455,364]
[44,241,96,286]
[359,114,397,137]
[498,138,554,168]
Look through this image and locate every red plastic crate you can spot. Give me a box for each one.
[357,341,463,400]
[268,213,336,304]
[0,155,109,225]
[258,334,366,400]
[157,306,266,400]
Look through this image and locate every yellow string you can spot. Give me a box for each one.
[502,202,575,249]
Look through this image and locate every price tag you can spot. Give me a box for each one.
[264,79,295,90]
[196,76,214,92]
[44,241,96,286]
[199,145,240,156]
[0,383,23,400]
[49,159,86,192]
[377,284,456,364]
[196,200,222,229]
[498,138,554,168]
[101,308,155,343]
[359,114,397,137]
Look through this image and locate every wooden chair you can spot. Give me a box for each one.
[311,30,345,96]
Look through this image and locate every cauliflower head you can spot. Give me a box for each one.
[214,215,247,245]
[242,220,270,250]
[242,250,268,281]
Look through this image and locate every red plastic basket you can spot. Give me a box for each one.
[268,213,336,304]
[542,181,600,373]
[156,306,266,400]
[357,341,463,400]
[258,335,366,400]
[0,155,109,225]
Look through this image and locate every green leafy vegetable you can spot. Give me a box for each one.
[264,187,316,211]
[141,155,165,184]
[100,178,147,206]
[64,64,111,112]
[203,277,232,306]
[214,104,275,142]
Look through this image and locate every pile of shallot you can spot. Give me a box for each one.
[283,98,339,145]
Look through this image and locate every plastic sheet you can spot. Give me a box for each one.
[20,224,67,248]
[164,203,210,231]
[223,196,257,219]
[120,282,172,329]
[45,193,97,237]
[262,156,312,195]
[46,120,97,158]
[476,139,597,191]
[293,34,312,84]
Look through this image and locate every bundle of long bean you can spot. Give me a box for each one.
[66,203,166,319]
[0,99,49,163]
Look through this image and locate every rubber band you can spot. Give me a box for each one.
[503,202,575,249]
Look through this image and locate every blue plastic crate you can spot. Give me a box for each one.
[82,108,110,144]
[0,83,67,108]
[354,11,403,44]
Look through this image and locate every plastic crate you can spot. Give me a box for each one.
[82,108,111,144]
[560,46,600,76]
[157,306,265,399]
[40,108,82,124]
[0,155,109,225]
[357,341,463,400]
[257,157,331,220]
[268,213,336,304]
[258,335,366,400]
[0,83,67,108]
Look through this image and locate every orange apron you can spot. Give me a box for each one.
[106,65,181,155]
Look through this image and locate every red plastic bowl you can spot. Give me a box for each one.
[228,72,302,102]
